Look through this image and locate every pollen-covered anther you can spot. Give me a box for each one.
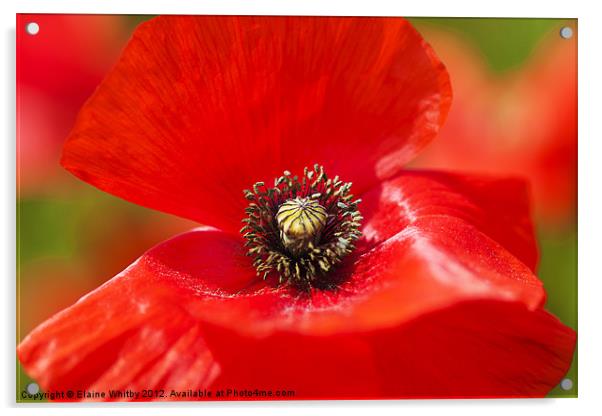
[241,164,362,288]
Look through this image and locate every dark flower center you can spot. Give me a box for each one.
[241,164,362,288]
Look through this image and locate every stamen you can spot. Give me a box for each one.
[241,165,362,288]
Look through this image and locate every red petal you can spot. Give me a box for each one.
[366,300,575,398]
[358,170,539,272]
[19,173,573,399]
[205,301,574,398]
[17,230,232,401]
[61,16,451,233]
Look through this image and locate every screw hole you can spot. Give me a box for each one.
[26,382,39,394]
[25,22,40,36]
[560,26,573,39]
[560,378,573,391]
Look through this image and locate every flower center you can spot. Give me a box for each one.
[276,197,327,257]
[241,164,362,288]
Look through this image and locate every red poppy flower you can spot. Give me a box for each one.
[410,26,577,227]
[17,16,575,400]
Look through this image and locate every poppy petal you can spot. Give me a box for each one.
[358,170,539,272]
[61,15,451,233]
[18,172,573,399]
[17,240,224,400]
[204,300,574,398]
[367,300,575,398]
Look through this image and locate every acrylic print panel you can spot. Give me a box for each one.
[16,14,577,402]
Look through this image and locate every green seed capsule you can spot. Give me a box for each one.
[276,197,327,257]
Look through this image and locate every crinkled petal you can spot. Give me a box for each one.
[358,170,539,272]
[18,172,574,399]
[61,15,451,233]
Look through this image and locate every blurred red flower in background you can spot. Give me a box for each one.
[17,15,196,338]
[411,27,577,228]
[17,15,129,194]
[18,16,575,400]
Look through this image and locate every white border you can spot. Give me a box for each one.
[3,1,601,415]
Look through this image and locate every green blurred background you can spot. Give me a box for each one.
[17,16,577,399]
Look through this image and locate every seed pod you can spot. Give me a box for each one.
[276,197,327,257]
